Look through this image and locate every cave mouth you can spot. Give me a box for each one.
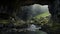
[18,4,50,21]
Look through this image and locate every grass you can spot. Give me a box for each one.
[34,11,50,19]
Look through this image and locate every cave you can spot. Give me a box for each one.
[0,0,60,34]
[0,0,59,23]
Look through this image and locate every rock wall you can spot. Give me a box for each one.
[48,0,60,23]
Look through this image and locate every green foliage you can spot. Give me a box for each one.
[34,11,50,19]
[28,11,50,26]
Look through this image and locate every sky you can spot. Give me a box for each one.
[32,4,49,12]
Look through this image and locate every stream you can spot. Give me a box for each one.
[25,24,47,34]
[0,24,48,34]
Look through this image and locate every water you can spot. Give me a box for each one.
[26,24,47,34]
[0,24,47,34]
[27,24,37,31]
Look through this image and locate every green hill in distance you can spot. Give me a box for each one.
[34,11,50,19]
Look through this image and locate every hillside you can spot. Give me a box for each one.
[34,11,50,19]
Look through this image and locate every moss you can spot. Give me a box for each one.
[0,20,9,24]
